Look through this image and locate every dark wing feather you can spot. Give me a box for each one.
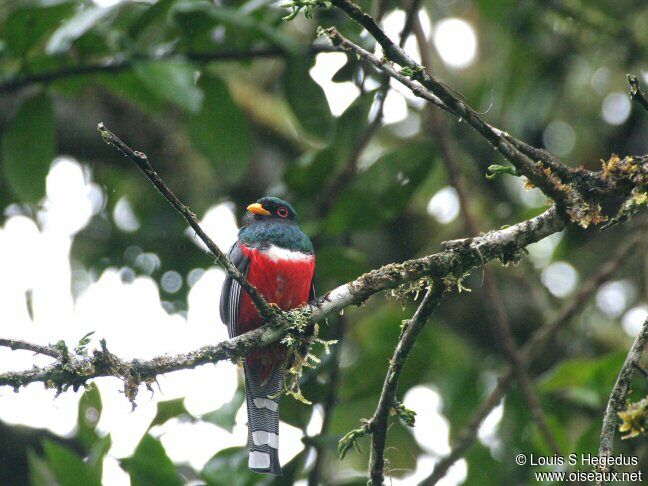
[219,242,250,339]
[309,280,316,302]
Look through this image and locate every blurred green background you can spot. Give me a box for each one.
[0,0,647,484]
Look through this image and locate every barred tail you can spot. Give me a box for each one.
[243,364,283,475]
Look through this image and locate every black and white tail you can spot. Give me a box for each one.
[243,363,283,475]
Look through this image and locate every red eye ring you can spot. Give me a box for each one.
[277,207,288,218]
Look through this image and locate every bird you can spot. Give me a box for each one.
[220,196,315,475]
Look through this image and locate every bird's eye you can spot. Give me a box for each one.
[277,207,288,218]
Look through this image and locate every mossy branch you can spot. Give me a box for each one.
[0,206,567,399]
[597,316,648,482]
[319,10,647,228]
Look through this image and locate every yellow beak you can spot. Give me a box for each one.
[247,203,271,216]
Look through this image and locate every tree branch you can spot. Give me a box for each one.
[312,206,564,322]
[0,45,338,95]
[0,326,281,397]
[97,123,280,324]
[0,339,61,359]
[413,13,562,457]
[367,284,444,485]
[307,315,347,486]
[321,4,647,226]
[423,229,645,484]
[597,315,648,483]
[309,5,421,479]
[0,206,566,395]
[322,2,579,209]
[628,74,648,113]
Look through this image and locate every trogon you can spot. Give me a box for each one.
[219,196,315,475]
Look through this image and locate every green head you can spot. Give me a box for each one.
[246,196,299,224]
[241,196,313,253]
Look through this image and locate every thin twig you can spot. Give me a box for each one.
[0,339,61,359]
[413,15,563,456]
[313,0,417,218]
[324,1,582,211]
[423,230,645,484]
[307,315,347,486]
[628,74,648,112]
[324,23,571,203]
[322,4,647,226]
[597,315,648,484]
[309,5,422,480]
[313,93,387,216]
[399,0,422,45]
[320,26,449,111]
[0,45,338,95]
[97,123,280,324]
[368,284,444,485]
[484,274,564,455]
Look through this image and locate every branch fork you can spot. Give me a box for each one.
[320,12,647,229]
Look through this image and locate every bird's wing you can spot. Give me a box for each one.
[309,279,316,302]
[219,241,250,339]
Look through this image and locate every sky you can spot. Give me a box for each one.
[1,2,647,484]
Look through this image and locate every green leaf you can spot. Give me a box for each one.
[284,56,333,139]
[27,449,58,486]
[1,91,55,203]
[285,93,375,197]
[201,447,256,486]
[186,75,251,182]
[46,5,118,55]
[87,434,112,480]
[148,398,193,429]
[168,1,216,51]
[133,61,203,112]
[207,7,298,53]
[77,383,102,449]
[324,141,436,234]
[97,71,167,114]
[315,247,368,282]
[120,434,182,486]
[170,2,299,54]
[464,443,503,485]
[332,92,375,163]
[285,148,337,197]
[127,0,177,40]
[1,2,75,57]
[538,352,625,395]
[202,388,245,433]
[42,440,101,486]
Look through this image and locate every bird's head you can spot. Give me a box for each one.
[246,196,299,224]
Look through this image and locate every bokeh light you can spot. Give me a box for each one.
[433,18,478,69]
[601,92,631,125]
[0,160,311,485]
[113,196,140,233]
[596,280,636,318]
[541,261,578,297]
[543,120,576,156]
[310,52,360,116]
[622,305,648,337]
[427,186,460,224]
